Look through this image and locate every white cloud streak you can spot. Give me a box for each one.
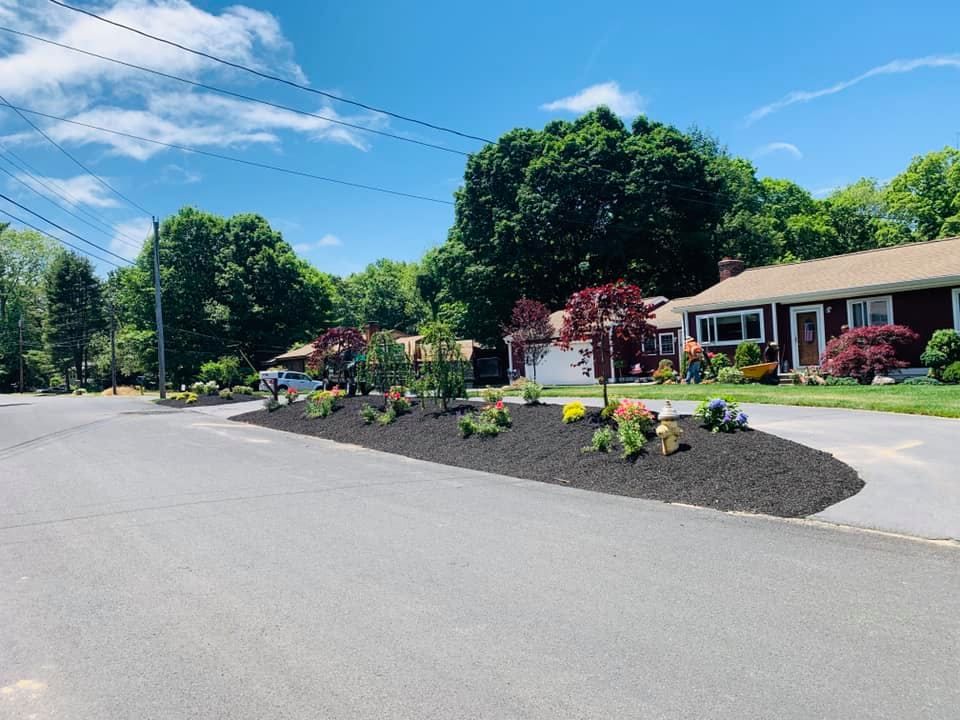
[746,55,960,124]
[110,218,153,260]
[541,81,645,117]
[0,1,382,159]
[12,172,122,207]
[752,141,803,160]
[294,233,343,254]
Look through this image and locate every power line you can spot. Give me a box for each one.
[47,0,493,146]
[0,206,124,268]
[2,103,454,206]
[0,26,469,159]
[0,156,143,251]
[0,92,151,216]
[0,192,133,264]
[0,144,143,246]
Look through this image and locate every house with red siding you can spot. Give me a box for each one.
[672,237,960,373]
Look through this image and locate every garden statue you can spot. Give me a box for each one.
[655,400,682,456]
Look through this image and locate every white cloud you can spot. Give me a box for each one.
[0,1,382,158]
[11,172,123,207]
[109,218,153,260]
[160,163,201,184]
[746,54,960,124]
[294,234,343,254]
[541,81,645,117]
[752,142,803,160]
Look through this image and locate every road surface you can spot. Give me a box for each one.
[1,396,957,719]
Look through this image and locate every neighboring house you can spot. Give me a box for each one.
[266,342,315,373]
[672,237,960,373]
[395,334,506,386]
[505,297,674,385]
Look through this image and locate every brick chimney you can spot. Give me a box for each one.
[718,257,746,281]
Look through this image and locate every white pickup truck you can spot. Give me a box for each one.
[258,370,322,393]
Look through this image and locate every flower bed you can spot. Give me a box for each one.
[233,397,862,517]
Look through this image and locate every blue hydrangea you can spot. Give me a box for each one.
[722,411,733,423]
[736,412,748,425]
[708,398,726,411]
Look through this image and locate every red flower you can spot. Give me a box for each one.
[495,400,504,410]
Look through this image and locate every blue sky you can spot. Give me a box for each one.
[2,0,960,277]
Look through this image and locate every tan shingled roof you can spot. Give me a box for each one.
[270,342,315,361]
[648,298,687,329]
[676,237,960,311]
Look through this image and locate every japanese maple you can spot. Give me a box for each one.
[502,298,553,382]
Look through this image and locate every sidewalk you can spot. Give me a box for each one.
[510,396,960,541]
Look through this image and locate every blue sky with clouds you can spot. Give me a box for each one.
[2,0,960,277]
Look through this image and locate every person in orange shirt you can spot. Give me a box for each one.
[683,336,703,383]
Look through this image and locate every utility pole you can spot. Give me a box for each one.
[110,300,117,396]
[152,216,167,399]
[17,313,24,394]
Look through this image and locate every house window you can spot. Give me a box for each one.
[697,310,764,346]
[642,336,657,354]
[659,333,676,356]
[953,289,960,332]
[846,296,893,328]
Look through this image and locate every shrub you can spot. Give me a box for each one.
[902,376,943,385]
[218,388,233,400]
[184,392,198,405]
[480,400,511,428]
[284,387,300,404]
[820,324,919,383]
[705,352,731,379]
[717,366,746,384]
[419,321,467,411]
[410,378,430,409]
[583,426,614,453]
[599,399,619,421]
[263,397,280,412]
[562,401,586,423]
[734,342,762,368]
[230,385,254,395]
[304,386,344,418]
[377,406,397,425]
[198,356,242,388]
[520,381,543,404]
[245,372,261,388]
[72,388,86,396]
[481,387,505,403]
[386,385,412,415]
[308,327,367,385]
[822,375,859,386]
[694,397,748,433]
[921,329,960,378]
[611,399,654,458]
[943,361,960,384]
[459,401,511,438]
[360,403,378,424]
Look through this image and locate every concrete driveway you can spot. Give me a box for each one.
[508,396,960,542]
[0,396,957,718]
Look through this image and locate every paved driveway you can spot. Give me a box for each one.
[0,396,957,718]
[509,396,960,541]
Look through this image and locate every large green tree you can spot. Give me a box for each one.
[335,258,427,333]
[44,252,104,389]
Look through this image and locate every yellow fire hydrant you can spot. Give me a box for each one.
[655,400,682,456]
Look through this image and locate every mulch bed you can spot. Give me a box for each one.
[232,397,863,517]
[156,395,257,408]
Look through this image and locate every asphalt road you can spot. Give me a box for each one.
[1,396,958,719]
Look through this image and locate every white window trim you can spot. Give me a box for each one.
[658,332,676,356]
[696,309,765,346]
[642,336,658,355]
[789,304,826,369]
[845,295,894,328]
[953,288,960,332]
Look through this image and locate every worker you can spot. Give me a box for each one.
[763,341,779,364]
[683,336,703,384]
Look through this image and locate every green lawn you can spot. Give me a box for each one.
[502,383,960,418]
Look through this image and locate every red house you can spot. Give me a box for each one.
[672,237,960,373]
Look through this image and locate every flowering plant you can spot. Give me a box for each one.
[460,400,511,438]
[562,401,586,424]
[611,399,654,457]
[693,397,748,433]
[304,387,341,418]
[386,385,412,414]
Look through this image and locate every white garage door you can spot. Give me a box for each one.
[526,342,595,385]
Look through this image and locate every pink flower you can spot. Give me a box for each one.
[495,400,504,410]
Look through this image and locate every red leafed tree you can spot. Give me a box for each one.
[308,326,367,383]
[559,281,652,405]
[820,324,918,383]
[503,298,553,382]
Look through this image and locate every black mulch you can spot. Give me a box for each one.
[232,397,863,517]
[156,395,258,408]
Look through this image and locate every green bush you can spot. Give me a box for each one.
[717,366,746,384]
[599,399,619,421]
[942,361,960,384]
[199,356,242,388]
[583,427,614,453]
[481,387,505,403]
[360,403,378,424]
[230,385,253,395]
[734,342,762,368]
[245,372,261,388]
[902,376,943,385]
[521,381,542,404]
[263,397,280,412]
[823,375,859,386]
[921,329,960,378]
[419,321,466,411]
[377,406,398,425]
[218,388,233,399]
